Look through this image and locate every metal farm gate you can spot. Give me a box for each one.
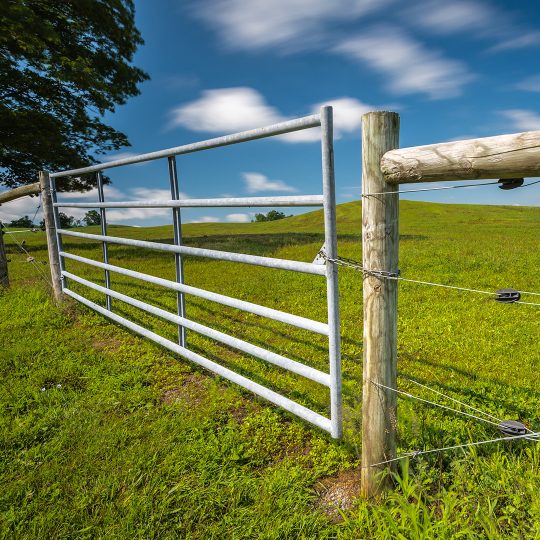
[47,106,342,438]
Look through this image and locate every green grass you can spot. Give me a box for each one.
[1,200,539,538]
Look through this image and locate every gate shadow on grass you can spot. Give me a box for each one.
[61,232,428,260]
[108,301,330,416]
[399,351,540,423]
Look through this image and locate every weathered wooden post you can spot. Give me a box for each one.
[39,171,63,302]
[0,222,8,288]
[361,111,400,497]
[0,182,42,289]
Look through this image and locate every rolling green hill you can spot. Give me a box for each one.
[1,200,539,538]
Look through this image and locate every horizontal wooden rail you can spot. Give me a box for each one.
[381,130,540,184]
[0,182,40,205]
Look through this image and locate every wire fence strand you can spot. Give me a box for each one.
[362,178,540,197]
[1,223,52,287]
[371,380,503,429]
[366,431,540,469]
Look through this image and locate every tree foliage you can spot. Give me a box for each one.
[253,210,289,222]
[83,209,101,226]
[0,0,148,190]
[9,215,34,228]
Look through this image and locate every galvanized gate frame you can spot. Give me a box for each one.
[48,106,342,438]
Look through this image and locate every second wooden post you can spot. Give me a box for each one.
[0,223,8,288]
[360,111,400,497]
[39,171,63,302]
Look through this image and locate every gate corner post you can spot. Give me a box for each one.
[360,111,400,498]
[39,171,63,303]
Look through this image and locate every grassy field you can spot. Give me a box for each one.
[1,199,539,538]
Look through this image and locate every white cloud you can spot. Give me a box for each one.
[103,188,189,223]
[404,1,540,54]
[0,185,193,225]
[59,185,124,200]
[101,152,141,163]
[335,28,474,99]
[226,213,250,222]
[189,216,220,223]
[170,87,378,142]
[487,31,540,53]
[516,75,540,92]
[500,109,540,131]
[0,194,42,223]
[105,208,172,222]
[311,97,373,133]
[129,187,189,201]
[404,0,493,35]
[170,87,283,133]
[192,0,391,52]
[243,172,297,194]
[0,185,125,223]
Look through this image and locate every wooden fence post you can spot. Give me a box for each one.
[361,111,400,498]
[39,171,63,302]
[0,223,8,288]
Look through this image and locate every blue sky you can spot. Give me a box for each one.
[3,0,540,225]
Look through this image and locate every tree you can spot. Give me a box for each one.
[58,212,76,228]
[9,215,33,228]
[253,210,290,222]
[83,210,101,226]
[1,1,148,191]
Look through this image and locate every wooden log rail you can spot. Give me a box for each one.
[0,182,41,204]
[381,130,540,184]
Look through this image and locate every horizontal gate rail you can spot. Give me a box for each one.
[54,195,324,208]
[58,230,326,276]
[63,288,332,432]
[63,270,330,386]
[60,251,329,335]
[50,115,321,178]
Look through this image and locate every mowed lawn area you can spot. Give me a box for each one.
[1,200,539,539]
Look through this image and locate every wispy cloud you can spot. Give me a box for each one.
[101,152,140,163]
[59,186,124,200]
[169,87,378,140]
[403,0,540,53]
[226,213,250,222]
[189,215,220,223]
[487,32,540,53]
[335,27,474,99]
[500,109,540,131]
[0,185,193,225]
[105,188,189,223]
[0,194,42,223]
[191,0,391,52]
[403,0,494,35]
[515,75,540,92]
[0,185,125,223]
[243,172,297,194]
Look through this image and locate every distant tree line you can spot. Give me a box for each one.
[252,210,291,222]
[7,210,101,229]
